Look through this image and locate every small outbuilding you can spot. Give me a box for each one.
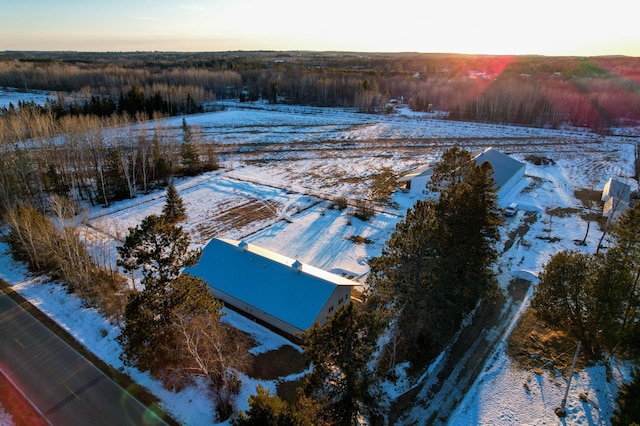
[187,238,357,337]
[397,164,434,194]
[601,177,631,219]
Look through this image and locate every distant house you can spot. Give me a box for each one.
[601,177,631,219]
[398,147,525,202]
[187,238,357,337]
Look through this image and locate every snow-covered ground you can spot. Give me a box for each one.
[0,100,638,425]
[0,87,52,108]
[0,407,12,426]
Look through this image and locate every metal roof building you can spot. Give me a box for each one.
[187,238,356,337]
[398,147,525,202]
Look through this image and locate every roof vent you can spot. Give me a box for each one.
[292,260,303,272]
[238,240,249,251]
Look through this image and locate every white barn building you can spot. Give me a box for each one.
[187,238,357,337]
[601,177,632,219]
[472,147,526,201]
[398,147,525,203]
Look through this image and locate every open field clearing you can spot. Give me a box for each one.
[2,102,638,425]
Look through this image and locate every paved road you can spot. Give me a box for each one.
[0,290,168,426]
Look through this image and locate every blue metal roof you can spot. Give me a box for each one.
[186,238,356,332]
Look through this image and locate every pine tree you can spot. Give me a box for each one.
[532,251,591,339]
[162,182,186,223]
[152,130,171,185]
[116,207,251,419]
[435,160,501,312]
[232,385,308,426]
[428,145,475,191]
[532,248,631,353]
[116,214,200,285]
[366,199,441,357]
[612,369,640,426]
[180,118,201,176]
[609,202,640,341]
[365,146,501,364]
[118,273,222,376]
[301,303,381,425]
[99,147,130,204]
[203,141,219,172]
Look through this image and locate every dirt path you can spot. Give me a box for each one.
[390,213,536,425]
[390,278,530,425]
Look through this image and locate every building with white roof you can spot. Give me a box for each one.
[398,147,525,202]
[601,177,632,219]
[472,147,526,201]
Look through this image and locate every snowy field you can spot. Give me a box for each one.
[1,99,639,425]
[0,87,52,108]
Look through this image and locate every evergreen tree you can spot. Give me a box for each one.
[612,369,640,426]
[435,160,501,313]
[365,146,501,364]
[203,141,219,172]
[531,250,629,353]
[587,251,631,350]
[152,130,171,186]
[232,385,308,426]
[99,147,130,204]
[120,86,146,117]
[532,251,592,340]
[301,303,382,425]
[428,145,475,191]
[116,214,200,285]
[162,182,186,223]
[609,202,640,344]
[117,210,246,418]
[180,118,201,176]
[118,272,222,376]
[366,199,442,357]
[43,164,71,196]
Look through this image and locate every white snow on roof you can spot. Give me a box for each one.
[473,147,525,189]
[397,164,434,182]
[187,238,356,332]
[398,147,524,189]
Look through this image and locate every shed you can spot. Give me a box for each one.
[186,238,357,337]
[397,164,433,194]
[602,177,631,219]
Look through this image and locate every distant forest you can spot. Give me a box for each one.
[1,51,640,215]
[2,51,640,131]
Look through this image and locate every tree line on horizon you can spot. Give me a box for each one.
[1,52,640,130]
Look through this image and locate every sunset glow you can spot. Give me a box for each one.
[1,0,639,55]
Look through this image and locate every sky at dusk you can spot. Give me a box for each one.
[1,0,639,56]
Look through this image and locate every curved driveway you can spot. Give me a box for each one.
[0,290,168,426]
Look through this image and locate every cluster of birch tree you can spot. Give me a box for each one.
[0,106,216,215]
